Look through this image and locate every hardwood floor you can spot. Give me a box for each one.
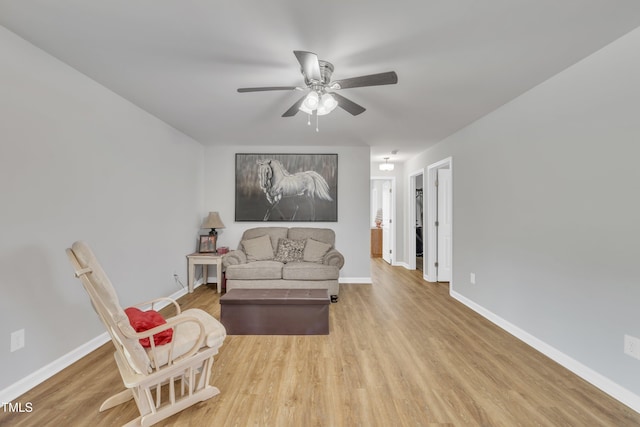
[3,258,639,426]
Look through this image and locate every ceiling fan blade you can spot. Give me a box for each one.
[237,86,298,93]
[293,50,322,82]
[331,93,366,116]
[282,94,308,117]
[331,71,398,90]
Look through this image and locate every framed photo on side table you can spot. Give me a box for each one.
[198,235,216,253]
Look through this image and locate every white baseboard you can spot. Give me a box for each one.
[450,290,640,413]
[339,277,372,284]
[0,287,188,404]
[0,333,110,404]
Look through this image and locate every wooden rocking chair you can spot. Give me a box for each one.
[66,241,226,427]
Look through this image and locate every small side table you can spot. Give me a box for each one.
[186,253,223,294]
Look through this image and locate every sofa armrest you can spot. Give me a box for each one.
[323,248,344,269]
[222,250,247,268]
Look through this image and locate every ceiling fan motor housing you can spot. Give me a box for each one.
[318,60,334,85]
[304,60,334,86]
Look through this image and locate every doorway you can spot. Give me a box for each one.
[370,177,396,264]
[425,157,453,283]
[408,169,425,272]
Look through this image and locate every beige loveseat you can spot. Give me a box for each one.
[222,227,344,300]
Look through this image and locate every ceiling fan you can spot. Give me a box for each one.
[237,50,398,119]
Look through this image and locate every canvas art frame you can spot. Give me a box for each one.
[235,153,338,222]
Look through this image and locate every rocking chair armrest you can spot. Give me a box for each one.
[118,314,207,363]
[222,250,247,268]
[323,248,345,269]
[131,297,181,315]
[117,316,191,342]
[157,314,208,363]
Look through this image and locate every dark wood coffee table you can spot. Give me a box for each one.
[220,288,330,335]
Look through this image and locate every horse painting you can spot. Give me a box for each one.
[257,159,333,221]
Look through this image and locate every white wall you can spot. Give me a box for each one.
[404,27,640,406]
[204,145,371,282]
[0,27,205,393]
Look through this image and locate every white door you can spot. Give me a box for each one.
[382,180,392,264]
[437,169,452,281]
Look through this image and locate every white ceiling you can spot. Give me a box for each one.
[2,1,640,162]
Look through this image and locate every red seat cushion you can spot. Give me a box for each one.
[124,307,173,347]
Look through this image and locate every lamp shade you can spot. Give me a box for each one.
[302,91,319,109]
[299,103,314,115]
[317,93,338,116]
[202,212,225,230]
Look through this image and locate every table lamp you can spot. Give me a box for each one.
[201,212,225,252]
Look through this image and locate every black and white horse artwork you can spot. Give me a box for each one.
[257,159,333,221]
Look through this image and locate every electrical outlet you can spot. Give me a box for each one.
[470,273,476,284]
[10,329,25,352]
[173,272,185,290]
[624,335,640,360]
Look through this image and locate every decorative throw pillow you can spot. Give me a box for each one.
[274,238,306,263]
[303,238,332,263]
[242,234,274,262]
[124,307,173,348]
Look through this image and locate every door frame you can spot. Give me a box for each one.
[408,169,425,272]
[426,157,453,282]
[370,176,396,265]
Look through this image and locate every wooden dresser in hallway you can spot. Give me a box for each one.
[370,227,382,257]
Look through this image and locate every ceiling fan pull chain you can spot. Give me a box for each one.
[316,113,319,132]
[307,114,311,126]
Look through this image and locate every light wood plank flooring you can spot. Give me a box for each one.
[2,259,639,426]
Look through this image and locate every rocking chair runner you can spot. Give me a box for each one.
[66,241,226,427]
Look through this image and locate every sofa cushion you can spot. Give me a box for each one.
[282,262,339,281]
[240,227,288,252]
[274,238,305,263]
[242,234,274,262]
[303,238,332,263]
[288,227,335,246]
[226,260,284,280]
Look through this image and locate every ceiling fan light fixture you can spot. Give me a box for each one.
[299,103,313,115]
[322,93,338,110]
[317,94,337,115]
[302,91,319,109]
